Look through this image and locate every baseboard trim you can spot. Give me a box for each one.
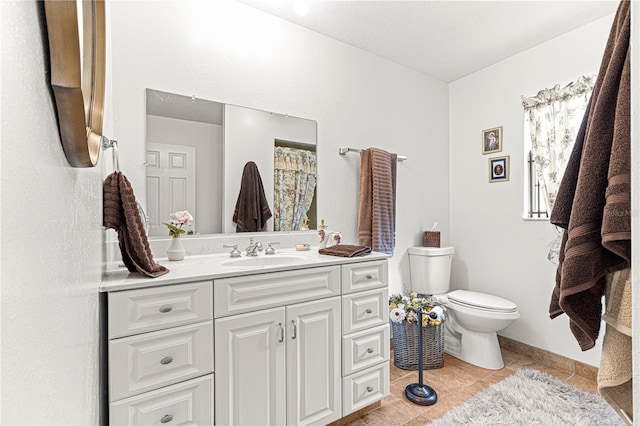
[498,335,598,381]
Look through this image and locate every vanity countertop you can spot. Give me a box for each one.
[101,248,391,292]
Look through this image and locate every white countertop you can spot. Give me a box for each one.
[101,248,391,292]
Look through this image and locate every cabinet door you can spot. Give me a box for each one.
[215,307,286,426]
[286,297,342,425]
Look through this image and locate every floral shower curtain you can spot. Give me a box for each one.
[522,74,595,210]
[522,74,595,263]
[273,146,317,231]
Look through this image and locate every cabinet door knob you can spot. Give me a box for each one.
[367,348,374,354]
[366,386,374,392]
[159,305,173,313]
[365,309,373,314]
[160,414,174,423]
[365,274,373,280]
[160,356,174,365]
[291,320,297,340]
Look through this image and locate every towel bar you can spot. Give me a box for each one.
[338,147,407,161]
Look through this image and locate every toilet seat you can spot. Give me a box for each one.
[447,290,518,314]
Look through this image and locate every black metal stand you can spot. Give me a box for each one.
[404,309,438,406]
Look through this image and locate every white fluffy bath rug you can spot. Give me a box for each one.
[428,369,624,426]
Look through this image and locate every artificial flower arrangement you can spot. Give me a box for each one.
[163,210,194,237]
[389,292,445,327]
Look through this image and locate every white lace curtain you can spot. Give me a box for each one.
[522,75,595,211]
[522,75,595,264]
[273,146,317,231]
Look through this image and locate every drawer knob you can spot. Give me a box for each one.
[365,309,373,314]
[365,274,373,280]
[367,348,374,354]
[160,414,174,423]
[366,386,374,393]
[160,356,174,365]
[159,305,173,314]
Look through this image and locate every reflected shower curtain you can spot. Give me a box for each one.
[273,147,317,231]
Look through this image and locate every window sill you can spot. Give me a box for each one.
[522,216,550,222]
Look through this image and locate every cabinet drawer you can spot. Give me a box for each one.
[342,288,388,334]
[109,321,214,401]
[110,374,214,426]
[108,281,213,338]
[342,363,389,416]
[214,266,340,318]
[341,260,388,294]
[343,324,390,376]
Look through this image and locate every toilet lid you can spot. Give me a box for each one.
[448,290,517,313]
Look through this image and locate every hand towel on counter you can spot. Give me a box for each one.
[319,244,372,258]
[357,148,397,254]
[103,172,169,278]
[598,268,633,425]
[549,0,630,351]
[233,161,272,232]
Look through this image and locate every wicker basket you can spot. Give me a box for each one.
[391,321,444,370]
[424,231,441,247]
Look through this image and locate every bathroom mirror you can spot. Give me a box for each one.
[145,89,317,237]
[44,0,106,167]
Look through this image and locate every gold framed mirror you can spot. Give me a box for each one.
[44,0,106,167]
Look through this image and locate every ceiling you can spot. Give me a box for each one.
[237,0,618,82]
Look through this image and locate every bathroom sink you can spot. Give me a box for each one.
[221,255,308,267]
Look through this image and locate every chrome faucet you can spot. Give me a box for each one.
[245,237,263,257]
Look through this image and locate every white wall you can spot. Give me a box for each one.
[146,115,223,234]
[1,2,103,424]
[449,15,615,366]
[109,0,451,294]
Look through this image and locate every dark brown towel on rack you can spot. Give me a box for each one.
[233,161,272,232]
[549,0,630,351]
[357,148,397,254]
[319,245,372,258]
[104,172,169,278]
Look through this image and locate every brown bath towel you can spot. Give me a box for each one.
[233,161,272,232]
[549,0,630,351]
[357,148,397,254]
[319,244,372,258]
[103,172,169,278]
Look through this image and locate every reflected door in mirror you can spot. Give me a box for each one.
[146,143,196,236]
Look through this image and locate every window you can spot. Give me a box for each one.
[522,75,595,219]
[527,151,548,219]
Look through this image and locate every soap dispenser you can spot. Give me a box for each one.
[318,219,329,248]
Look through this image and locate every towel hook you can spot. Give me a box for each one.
[102,136,120,172]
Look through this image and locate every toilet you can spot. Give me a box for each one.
[408,246,519,370]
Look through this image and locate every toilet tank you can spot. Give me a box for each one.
[408,246,455,295]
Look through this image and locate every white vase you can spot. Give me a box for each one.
[328,231,342,247]
[167,236,186,261]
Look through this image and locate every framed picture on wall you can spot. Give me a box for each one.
[482,126,502,154]
[489,155,510,183]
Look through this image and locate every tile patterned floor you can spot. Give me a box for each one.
[338,349,597,426]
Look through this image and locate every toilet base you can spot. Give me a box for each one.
[444,329,505,370]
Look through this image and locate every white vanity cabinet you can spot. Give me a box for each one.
[106,281,215,425]
[214,266,342,426]
[340,261,390,416]
[102,253,390,426]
